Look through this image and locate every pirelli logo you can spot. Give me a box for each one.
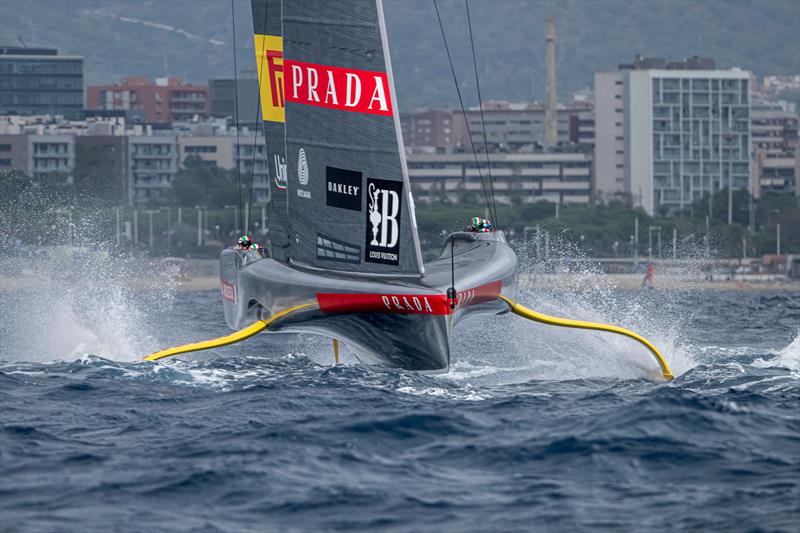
[254,34,284,123]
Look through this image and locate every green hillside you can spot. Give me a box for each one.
[2,0,798,109]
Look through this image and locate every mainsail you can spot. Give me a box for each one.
[250,0,424,276]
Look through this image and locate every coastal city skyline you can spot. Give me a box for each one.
[1,43,797,212]
[0,1,798,261]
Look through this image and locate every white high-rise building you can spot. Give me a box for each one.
[595,56,752,214]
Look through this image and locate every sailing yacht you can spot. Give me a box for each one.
[219,0,517,370]
[145,0,673,382]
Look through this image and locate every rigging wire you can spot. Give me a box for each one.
[230,0,243,234]
[465,0,498,228]
[246,1,271,235]
[432,0,493,223]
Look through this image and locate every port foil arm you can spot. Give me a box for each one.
[499,295,674,380]
[143,303,315,362]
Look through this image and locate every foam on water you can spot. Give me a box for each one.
[753,333,800,373]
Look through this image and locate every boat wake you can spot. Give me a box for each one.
[0,241,794,390]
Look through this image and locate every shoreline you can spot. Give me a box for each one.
[6,274,795,293]
[157,273,800,293]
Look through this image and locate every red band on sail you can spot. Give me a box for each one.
[316,280,503,315]
[283,60,393,116]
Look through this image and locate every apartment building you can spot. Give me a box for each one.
[128,135,179,203]
[87,77,209,124]
[569,110,595,149]
[407,149,592,205]
[0,47,84,120]
[452,101,588,152]
[595,56,751,214]
[0,133,75,179]
[399,110,453,148]
[178,136,235,169]
[751,104,798,157]
[0,134,27,172]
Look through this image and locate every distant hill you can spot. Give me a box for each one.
[2,0,798,110]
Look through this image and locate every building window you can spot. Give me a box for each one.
[185,145,217,154]
[0,144,10,152]
[0,159,11,166]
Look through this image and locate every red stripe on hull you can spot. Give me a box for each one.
[317,280,502,315]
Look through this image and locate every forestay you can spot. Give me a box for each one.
[250,0,423,276]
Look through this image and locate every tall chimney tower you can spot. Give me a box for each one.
[545,17,557,147]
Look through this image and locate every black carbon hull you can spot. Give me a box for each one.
[220,232,517,371]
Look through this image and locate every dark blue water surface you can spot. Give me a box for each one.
[1,289,798,532]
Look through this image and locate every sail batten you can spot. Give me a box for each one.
[282,16,375,28]
[285,138,398,154]
[250,0,423,276]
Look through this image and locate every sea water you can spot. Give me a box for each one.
[1,260,798,531]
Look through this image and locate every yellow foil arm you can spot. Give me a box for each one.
[143,303,314,362]
[499,295,674,380]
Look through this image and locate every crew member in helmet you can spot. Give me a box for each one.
[236,235,253,250]
[467,216,483,232]
[467,216,493,233]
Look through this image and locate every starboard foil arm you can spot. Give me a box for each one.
[499,295,674,381]
[143,303,315,362]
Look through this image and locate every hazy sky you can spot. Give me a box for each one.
[2,0,798,107]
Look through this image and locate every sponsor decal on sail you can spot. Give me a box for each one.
[297,148,310,198]
[284,60,392,116]
[273,153,287,190]
[316,280,502,315]
[326,166,362,211]
[316,234,361,264]
[220,280,236,303]
[365,178,402,265]
[253,34,285,123]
